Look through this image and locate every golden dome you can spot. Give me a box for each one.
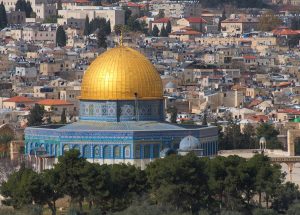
[80,46,163,100]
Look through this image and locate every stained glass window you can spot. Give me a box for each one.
[94,146,101,158]
[83,145,91,158]
[135,145,140,158]
[124,145,130,158]
[153,144,160,158]
[103,145,111,158]
[114,146,121,158]
[144,145,151,158]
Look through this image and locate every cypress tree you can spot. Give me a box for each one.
[56,26,67,47]
[15,0,26,12]
[105,20,111,35]
[218,9,226,32]
[160,24,168,37]
[166,20,171,34]
[152,25,159,37]
[83,15,90,36]
[60,109,67,124]
[0,2,7,30]
[25,1,32,18]
[97,30,107,48]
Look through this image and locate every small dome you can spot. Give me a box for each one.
[179,135,200,151]
[160,148,176,157]
[259,137,266,143]
[294,117,300,123]
[165,81,176,89]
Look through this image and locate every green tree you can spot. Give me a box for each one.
[272,182,300,213]
[1,165,42,209]
[105,20,111,35]
[146,154,209,214]
[157,9,164,19]
[60,108,67,124]
[56,26,67,47]
[40,169,64,215]
[288,34,300,49]
[152,25,159,37]
[54,149,87,210]
[27,104,45,126]
[256,123,281,149]
[25,1,32,18]
[15,0,32,18]
[167,106,177,123]
[15,0,26,12]
[0,2,7,30]
[123,6,132,25]
[166,20,172,34]
[107,164,148,212]
[97,30,107,48]
[287,202,300,215]
[57,0,62,10]
[202,112,208,125]
[291,17,300,30]
[218,9,226,31]
[83,15,90,36]
[81,162,110,210]
[160,24,168,37]
[241,123,257,149]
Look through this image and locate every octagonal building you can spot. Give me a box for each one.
[25,46,218,169]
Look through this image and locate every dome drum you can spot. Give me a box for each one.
[79,99,164,122]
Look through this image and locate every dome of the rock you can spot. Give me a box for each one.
[80,46,163,101]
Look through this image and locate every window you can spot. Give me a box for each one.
[94,146,100,158]
[124,145,130,158]
[153,144,160,158]
[83,145,91,158]
[73,145,80,151]
[103,145,111,158]
[63,144,69,153]
[135,145,140,158]
[144,145,151,158]
[114,146,121,158]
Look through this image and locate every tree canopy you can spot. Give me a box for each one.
[56,26,67,47]
[27,104,45,126]
[0,2,7,30]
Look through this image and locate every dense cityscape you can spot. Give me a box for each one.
[1,0,300,214]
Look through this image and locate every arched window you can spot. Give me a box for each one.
[153,144,160,158]
[51,144,55,155]
[103,146,111,158]
[63,144,69,154]
[135,145,140,158]
[113,146,121,158]
[83,145,91,158]
[73,145,80,152]
[94,146,101,158]
[124,145,130,158]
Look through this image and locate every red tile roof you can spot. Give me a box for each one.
[247,115,268,122]
[243,55,256,60]
[272,28,300,36]
[170,30,202,36]
[3,96,34,103]
[278,109,300,114]
[127,2,145,8]
[37,99,73,106]
[153,18,170,23]
[185,17,207,23]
